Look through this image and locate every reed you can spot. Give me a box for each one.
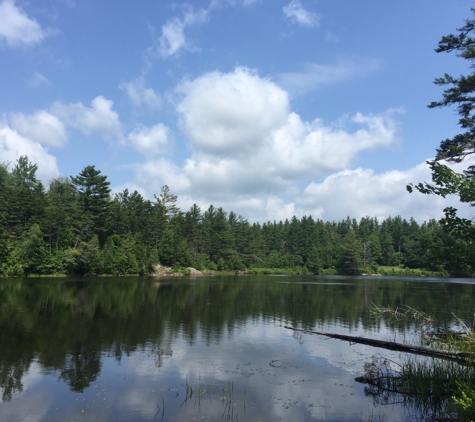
[365,305,475,420]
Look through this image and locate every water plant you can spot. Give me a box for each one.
[362,305,475,421]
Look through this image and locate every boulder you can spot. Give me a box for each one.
[151,265,172,277]
[187,267,203,277]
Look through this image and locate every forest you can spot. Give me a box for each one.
[0,155,474,278]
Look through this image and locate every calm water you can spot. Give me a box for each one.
[0,275,474,422]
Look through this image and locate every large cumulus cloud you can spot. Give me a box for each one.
[132,68,411,221]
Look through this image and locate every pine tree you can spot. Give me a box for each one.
[71,166,111,243]
[408,10,475,243]
[339,229,362,275]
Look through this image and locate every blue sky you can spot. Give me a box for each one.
[1,0,474,222]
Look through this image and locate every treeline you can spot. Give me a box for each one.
[0,156,474,277]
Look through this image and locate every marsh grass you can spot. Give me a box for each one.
[172,378,243,421]
[367,305,475,420]
[372,304,475,355]
[360,356,468,419]
[181,377,212,409]
[376,266,446,277]
[153,395,165,421]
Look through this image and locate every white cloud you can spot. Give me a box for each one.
[277,57,381,94]
[157,6,208,58]
[283,0,319,27]
[9,110,67,147]
[51,96,122,138]
[28,72,50,88]
[0,0,46,47]
[135,158,190,193]
[266,110,399,178]
[299,159,475,222]
[131,68,402,222]
[0,124,60,183]
[128,123,171,155]
[265,197,295,222]
[119,78,161,108]
[177,67,289,155]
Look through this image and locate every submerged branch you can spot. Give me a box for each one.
[283,326,475,365]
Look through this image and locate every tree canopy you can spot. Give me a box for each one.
[408,8,475,256]
[0,156,473,277]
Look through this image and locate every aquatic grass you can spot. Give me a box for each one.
[153,395,165,421]
[367,305,475,420]
[360,353,475,419]
[247,266,311,275]
[178,378,242,420]
[444,313,475,354]
[221,380,237,421]
[361,408,386,422]
[372,304,475,359]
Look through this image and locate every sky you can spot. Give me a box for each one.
[1,0,474,223]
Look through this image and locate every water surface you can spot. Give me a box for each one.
[0,275,474,421]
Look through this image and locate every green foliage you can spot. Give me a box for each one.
[62,236,102,276]
[408,11,475,262]
[452,381,475,422]
[71,165,111,243]
[339,229,363,275]
[0,156,472,277]
[0,241,24,277]
[8,156,45,234]
[226,252,245,271]
[18,224,47,275]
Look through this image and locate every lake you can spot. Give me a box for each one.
[0,275,474,421]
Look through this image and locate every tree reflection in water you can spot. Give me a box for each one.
[0,275,474,421]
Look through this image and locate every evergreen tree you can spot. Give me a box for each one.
[339,229,362,275]
[408,9,475,245]
[18,224,47,275]
[0,164,10,263]
[9,156,45,234]
[45,177,79,252]
[71,166,111,243]
[184,204,203,262]
[306,245,322,274]
[155,185,180,220]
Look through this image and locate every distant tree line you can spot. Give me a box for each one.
[0,156,473,277]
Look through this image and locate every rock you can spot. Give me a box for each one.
[151,265,172,277]
[187,267,203,277]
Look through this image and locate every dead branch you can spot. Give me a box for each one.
[283,326,475,365]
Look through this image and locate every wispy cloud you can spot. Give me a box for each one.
[27,72,50,88]
[276,57,382,94]
[0,0,47,47]
[157,6,209,58]
[283,0,319,28]
[119,77,161,108]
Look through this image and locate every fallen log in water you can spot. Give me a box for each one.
[283,326,475,364]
